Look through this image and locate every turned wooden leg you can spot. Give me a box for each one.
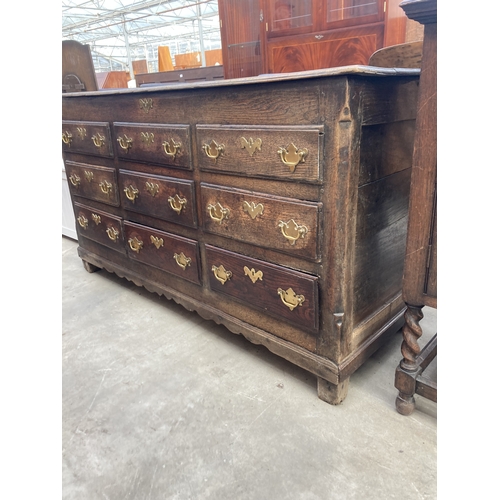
[395,304,424,416]
[317,377,349,405]
[82,259,100,273]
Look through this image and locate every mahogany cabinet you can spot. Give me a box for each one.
[218,0,408,79]
[394,0,437,415]
[62,66,419,404]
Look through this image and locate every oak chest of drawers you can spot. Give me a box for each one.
[62,66,419,404]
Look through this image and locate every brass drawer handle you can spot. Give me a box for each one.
[117,135,133,152]
[242,201,264,220]
[91,213,101,225]
[202,140,225,162]
[107,227,120,242]
[84,170,94,182]
[174,252,192,270]
[124,185,139,202]
[62,131,72,145]
[150,235,164,249]
[277,287,305,311]
[99,180,113,195]
[163,139,181,159]
[278,219,308,245]
[240,137,262,157]
[244,266,263,284]
[145,182,159,197]
[212,264,232,285]
[207,202,230,224]
[128,236,143,253]
[168,194,187,214]
[77,215,88,229]
[277,143,308,172]
[69,174,81,187]
[92,133,106,148]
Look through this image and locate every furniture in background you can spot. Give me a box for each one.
[136,65,225,87]
[96,71,130,89]
[62,40,98,93]
[394,0,437,416]
[62,66,419,404]
[218,0,409,79]
[369,41,423,69]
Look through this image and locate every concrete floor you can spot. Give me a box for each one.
[62,236,437,500]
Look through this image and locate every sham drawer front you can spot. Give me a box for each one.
[74,202,125,253]
[201,183,321,261]
[196,125,323,182]
[62,120,113,158]
[65,161,120,207]
[113,122,191,169]
[119,170,197,228]
[124,221,201,285]
[206,245,319,332]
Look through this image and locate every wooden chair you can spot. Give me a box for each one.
[369,41,423,68]
[62,40,98,92]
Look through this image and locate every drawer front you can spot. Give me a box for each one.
[113,122,191,169]
[206,245,319,332]
[62,120,113,158]
[119,170,197,228]
[197,125,322,182]
[65,161,120,206]
[74,202,125,253]
[124,222,201,285]
[201,183,321,261]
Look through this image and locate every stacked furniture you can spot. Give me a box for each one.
[62,66,418,404]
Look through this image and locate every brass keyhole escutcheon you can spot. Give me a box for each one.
[240,137,262,157]
[212,264,232,285]
[92,133,106,148]
[277,143,308,172]
[163,139,181,160]
[128,236,143,253]
[174,252,192,270]
[76,127,87,140]
[117,135,133,152]
[168,194,187,214]
[91,213,101,225]
[62,131,73,146]
[150,235,164,249]
[242,201,264,220]
[140,132,155,146]
[139,98,153,113]
[107,227,119,242]
[207,202,230,224]
[124,185,139,202]
[203,140,225,162]
[145,182,160,197]
[99,180,113,195]
[244,266,263,284]
[277,287,305,311]
[84,171,94,182]
[278,219,308,245]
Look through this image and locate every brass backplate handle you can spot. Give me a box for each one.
[163,139,181,159]
[106,227,119,242]
[62,131,72,145]
[99,180,113,195]
[212,264,232,285]
[203,140,225,162]
[277,287,305,311]
[207,202,230,224]
[92,133,105,148]
[244,266,263,284]
[168,194,187,214]
[124,185,139,202]
[174,252,192,270]
[117,135,133,152]
[278,219,308,245]
[77,215,88,229]
[128,236,143,253]
[277,143,308,172]
[69,174,81,187]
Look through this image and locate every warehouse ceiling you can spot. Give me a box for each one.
[62,0,221,73]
